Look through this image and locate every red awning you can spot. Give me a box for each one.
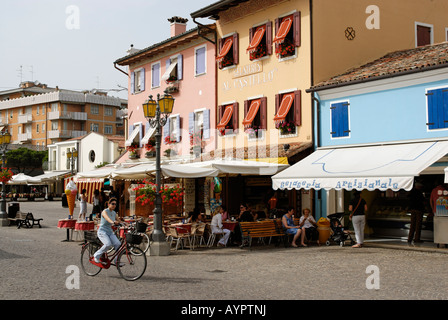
[64,176,105,204]
[216,37,233,63]
[243,99,261,128]
[274,93,294,123]
[273,15,293,44]
[217,105,234,129]
[246,26,266,53]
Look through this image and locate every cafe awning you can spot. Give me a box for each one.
[27,171,71,184]
[217,104,234,129]
[186,159,289,176]
[8,173,33,185]
[247,25,265,53]
[273,15,293,44]
[161,164,219,178]
[273,93,294,123]
[272,141,448,191]
[216,37,233,63]
[242,99,261,128]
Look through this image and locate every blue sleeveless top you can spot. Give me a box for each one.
[98,208,116,235]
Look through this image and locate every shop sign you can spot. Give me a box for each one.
[277,177,404,191]
[223,67,278,92]
[232,62,263,79]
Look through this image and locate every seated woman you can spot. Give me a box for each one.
[210,206,231,247]
[282,208,306,247]
[237,203,254,222]
[299,208,319,245]
[221,205,229,221]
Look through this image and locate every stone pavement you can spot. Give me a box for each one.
[1,200,448,302]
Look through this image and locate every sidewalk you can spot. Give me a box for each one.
[364,237,448,254]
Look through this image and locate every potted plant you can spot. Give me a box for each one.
[127,142,140,159]
[245,125,261,139]
[250,43,267,60]
[166,75,177,83]
[0,167,13,184]
[220,55,234,69]
[275,38,295,58]
[277,121,296,135]
[219,125,233,136]
[144,138,156,158]
[133,180,184,208]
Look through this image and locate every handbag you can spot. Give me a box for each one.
[351,198,362,216]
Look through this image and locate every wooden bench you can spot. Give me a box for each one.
[8,211,28,228]
[239,220,287,248]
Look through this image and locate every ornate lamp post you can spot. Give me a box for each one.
[66,148,78,175]
[0,130,12,227]
[142,90,174,256]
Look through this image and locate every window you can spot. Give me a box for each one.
[151,62,161,88]
[274,91,301,135]
[247,22,272,61]
[91,105,99,115]
[274,12,301,59]
[330,101,350,138]
[426,87,448,130]
[162,54,183,83]
[131,68,145,94]
[243,97,267,139]
[36,106,39,115]
[51,121,58,130]
[415,22,433,47]
[163,114,181,143]
[42,123,45,132]
[189,109,211,141]
[51,103,58,112]
[42,105,45,114]
[217,102,239,136]
[104,125,113,134]
[89,150,96,163]
[36,124,39,133]
[105,107,113,117]
[195,45,207,76]
[91,123,99,132]
[216,33,239,69]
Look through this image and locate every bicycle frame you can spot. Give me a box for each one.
[85,236,132,269]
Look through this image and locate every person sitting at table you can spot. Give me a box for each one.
[237,203,254,222]
[211,206,231,247]
[282,207,306,247]
[93,198,122,265]
[186,210,200,223]
[78,189,87,221]
[299,208,319,245]
[221,205,229,221]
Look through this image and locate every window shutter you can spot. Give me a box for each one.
[203,109,210,139]
[218,38,223,69]
[145,121,150,133]
[176,114,181,143]
[196,47,206,75]
[130,72,135,94]
[244,100,249,118]
[294,90,302,126]
[331,102,350,137]
[275,94,280,115]
[177,54,183,80]
[341,102,350,136]
[232,102,239,133]
[189,112,195,135]
[260,97,267,130]
[426,89,448,129]
[140,68,145,91]
[274,18,280,53]
[128,124,134,138]
[233,33,239,65]
[138,124,143,147]
[330,104,338,137]
[163,118,170,143]
[293,11,301,47]
[217,105,223,126]
[266,21,272,55]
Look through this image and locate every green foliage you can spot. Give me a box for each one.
[6,148,47,174]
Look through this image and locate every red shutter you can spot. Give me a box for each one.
[274,18,280,54]
[293,11,301,47]
[266,21,272,55]
[275,94,280,115]
[244,100,249,118]
[232,102,239,133]
[294,90,302,126]
[233,33,239,65]
[260,97,267,130]
[217,105,223,127]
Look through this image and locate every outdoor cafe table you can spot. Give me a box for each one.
[75,221,95,231]
[223,221,238,232]
[58,219,77,242]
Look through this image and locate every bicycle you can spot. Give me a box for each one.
[131,220,151,255]
[80,224,147,281]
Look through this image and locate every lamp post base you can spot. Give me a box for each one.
[149,241,170,256]
[0,213,9,227]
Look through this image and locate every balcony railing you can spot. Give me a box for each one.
[18,132,32,142]
[48,111,87,121]
[48,130,86,139]
[18,114,32,124]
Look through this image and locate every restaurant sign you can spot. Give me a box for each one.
[223,61,278,92]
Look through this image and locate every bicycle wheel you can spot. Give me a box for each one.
[134,233,150,255]
[80,243,102,276]
[117,246,147,281]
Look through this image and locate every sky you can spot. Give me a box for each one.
[0,0,214,100]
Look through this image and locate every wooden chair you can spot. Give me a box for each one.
[190,223,206,249]
[206,224,226,247]
[169,226,191,250]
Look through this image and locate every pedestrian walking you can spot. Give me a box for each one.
[349,191,367,248]
[407,182,425,243]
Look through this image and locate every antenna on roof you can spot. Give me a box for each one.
[17,65,23,83]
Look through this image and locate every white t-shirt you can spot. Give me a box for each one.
[299,215,316,229]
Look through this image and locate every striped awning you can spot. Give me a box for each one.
[217,104,234,129]
[216,37,233,63]
[64,176,104,204]
[247,25,266,53]
[242,99,261,128]
[273,15,293,44]
[274,93,294,123]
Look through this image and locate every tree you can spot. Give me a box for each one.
[6,148,47,174]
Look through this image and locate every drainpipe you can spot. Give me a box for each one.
[114,63,128,77]
[192,18,216,45]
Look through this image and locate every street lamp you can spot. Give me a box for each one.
[142,90,174,256]
[0,129,11,227]
[66,148,78,175]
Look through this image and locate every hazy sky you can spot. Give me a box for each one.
[0,0,214,99]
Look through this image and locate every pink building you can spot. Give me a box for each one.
[114,17,216,162]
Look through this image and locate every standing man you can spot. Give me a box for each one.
[407,182,426,243]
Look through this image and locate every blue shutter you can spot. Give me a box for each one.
[163,118,170,143]
[128,124,134,138]
[427,88,448,130]
[189,112,195,135]
[152,64,160,88]
[176,114,181,143]
[145,121,150,133]
[130,71,135,94]
[330,102,350,138]
[138,124,143,147]
[177,54,183,80]
[203,109,210,139]
[140,68,145,91]
[196,47,206,75]
[166,58,171,72]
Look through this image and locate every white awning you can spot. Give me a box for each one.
[141,126,156,145]
[444,167,448,183]
[272,141,448,191]
[161,164,219,178]
[27,171,70,184]
[125,125,140,147]
[162,61,178,81]
[111,163,157,180]
[76,166,119,179]
[8,173,33,185]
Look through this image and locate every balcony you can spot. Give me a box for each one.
[18,132,32,142]
[48,130,86,139]
[18,114,32,124]
[48,111,87,121]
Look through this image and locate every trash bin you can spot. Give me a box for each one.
[8,202,20,218]
[317,217,331,245]
[62,194,68,208]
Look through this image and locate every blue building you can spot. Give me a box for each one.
[273,42,448,240]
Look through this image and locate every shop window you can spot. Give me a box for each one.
[330,101,350,138]
[243,97,267,139]
[274,12,301,59]
[426,87,448,130]
[217,102,239,136]
[274,91,301,135]
[216,33,239,69]
[247,22,272,61]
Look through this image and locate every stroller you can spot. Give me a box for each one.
[326,212,355,247]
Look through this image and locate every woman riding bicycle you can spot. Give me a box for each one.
[94,198,122,265]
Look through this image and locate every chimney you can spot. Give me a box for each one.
[168,16,188,37]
